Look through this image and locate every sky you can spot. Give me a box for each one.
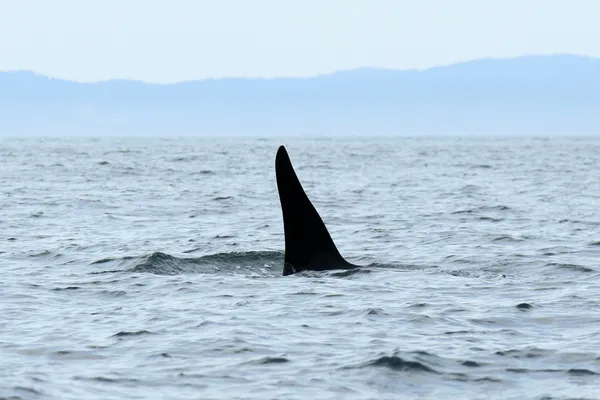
[1,0,599,83]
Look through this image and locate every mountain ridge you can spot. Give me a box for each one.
[1,54,599,135]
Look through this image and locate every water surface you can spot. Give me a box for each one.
[1,136,599,399]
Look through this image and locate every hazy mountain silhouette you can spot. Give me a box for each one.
[1,54,599,135]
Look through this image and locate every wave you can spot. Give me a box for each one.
[365,355,437,373]
[90,251,284,275]
[91,251,424,277]
[130,251,284,275]
[351,350,486,381]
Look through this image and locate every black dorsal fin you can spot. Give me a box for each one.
[275,145,354,275]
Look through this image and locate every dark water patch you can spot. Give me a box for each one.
[479,216,503,222]
[322,309,349,317]
[516,303,533,310]
[89,269,126,275]
[492,235,526,242]
[90,256,136,266]
[73,376,141,384]
[27,250,56,258]
[506,368,532,373]
[495,347,552,359]
[444,373,471,381]
[328,268,371,278]
[51,350,105,360]
[539,246,576,255]
[547,263,594,273]
[52,286,81,291]
[111,330,154,338]
[506,368,598,376]
[452,205,510,215]
[71,279,121,286]
[444,330,470,335]
[533,286,559,291]
[365,308,387,316]
[86,345,109,350]
[233,348,254,354]
[537,398,595,400]
[559,219,600,226]
[451,209,474,215]
[567,369,598,376]
[170,156,195,162]
[459,184,479,193]
[103,148,141,155]
[99,290,127,297]
[92,257,122,265]
[182,247,202,253]
[253,357,290,364]
[474,377,503,382]
[483,205,510,211]
[461,361,481,367]
[363,356,437,373]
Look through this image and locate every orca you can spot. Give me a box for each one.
[275,145,361,276]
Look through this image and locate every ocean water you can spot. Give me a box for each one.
[1,136,599,400]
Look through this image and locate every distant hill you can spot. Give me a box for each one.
[1,54,599,135]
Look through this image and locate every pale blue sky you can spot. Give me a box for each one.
[1,0,599,82]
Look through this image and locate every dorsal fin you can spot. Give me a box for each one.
[275,145,354,275]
